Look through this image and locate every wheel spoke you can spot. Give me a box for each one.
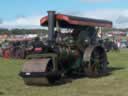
[90,48,107,76]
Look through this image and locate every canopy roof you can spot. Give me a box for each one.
[40,14,112,28]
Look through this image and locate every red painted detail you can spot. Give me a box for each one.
[3,49,10,59]
[40,16,48,25]
[40,14,112,28]
[56,14,112,27]
[34,48,42,52]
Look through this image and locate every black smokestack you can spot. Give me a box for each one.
[48,11,55,45]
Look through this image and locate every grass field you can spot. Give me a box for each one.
[0,49,128,96]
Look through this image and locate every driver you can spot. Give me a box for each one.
[32,37,44,53]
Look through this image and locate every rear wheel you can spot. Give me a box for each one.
[84,46,108,77]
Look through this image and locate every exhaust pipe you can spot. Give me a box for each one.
[48,11,56,46]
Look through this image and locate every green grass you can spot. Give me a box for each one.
[0,49,128,96]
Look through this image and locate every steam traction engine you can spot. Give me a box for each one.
[19,11,112,85]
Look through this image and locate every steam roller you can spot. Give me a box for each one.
[19,11,112,85]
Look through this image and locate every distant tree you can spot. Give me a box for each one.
[0,28,9,34]
[11,29,48,35]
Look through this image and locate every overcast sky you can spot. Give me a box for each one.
[0,0,128,29]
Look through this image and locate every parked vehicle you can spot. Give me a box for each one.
[1,38,34,59]
[120,40,128,48]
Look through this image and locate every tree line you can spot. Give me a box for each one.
[0,28,48,35]
[0,27,128,35]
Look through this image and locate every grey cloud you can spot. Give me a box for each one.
[67,9,128,28]
[116,16,128,24]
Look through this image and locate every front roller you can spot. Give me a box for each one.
[19,58,61,85]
